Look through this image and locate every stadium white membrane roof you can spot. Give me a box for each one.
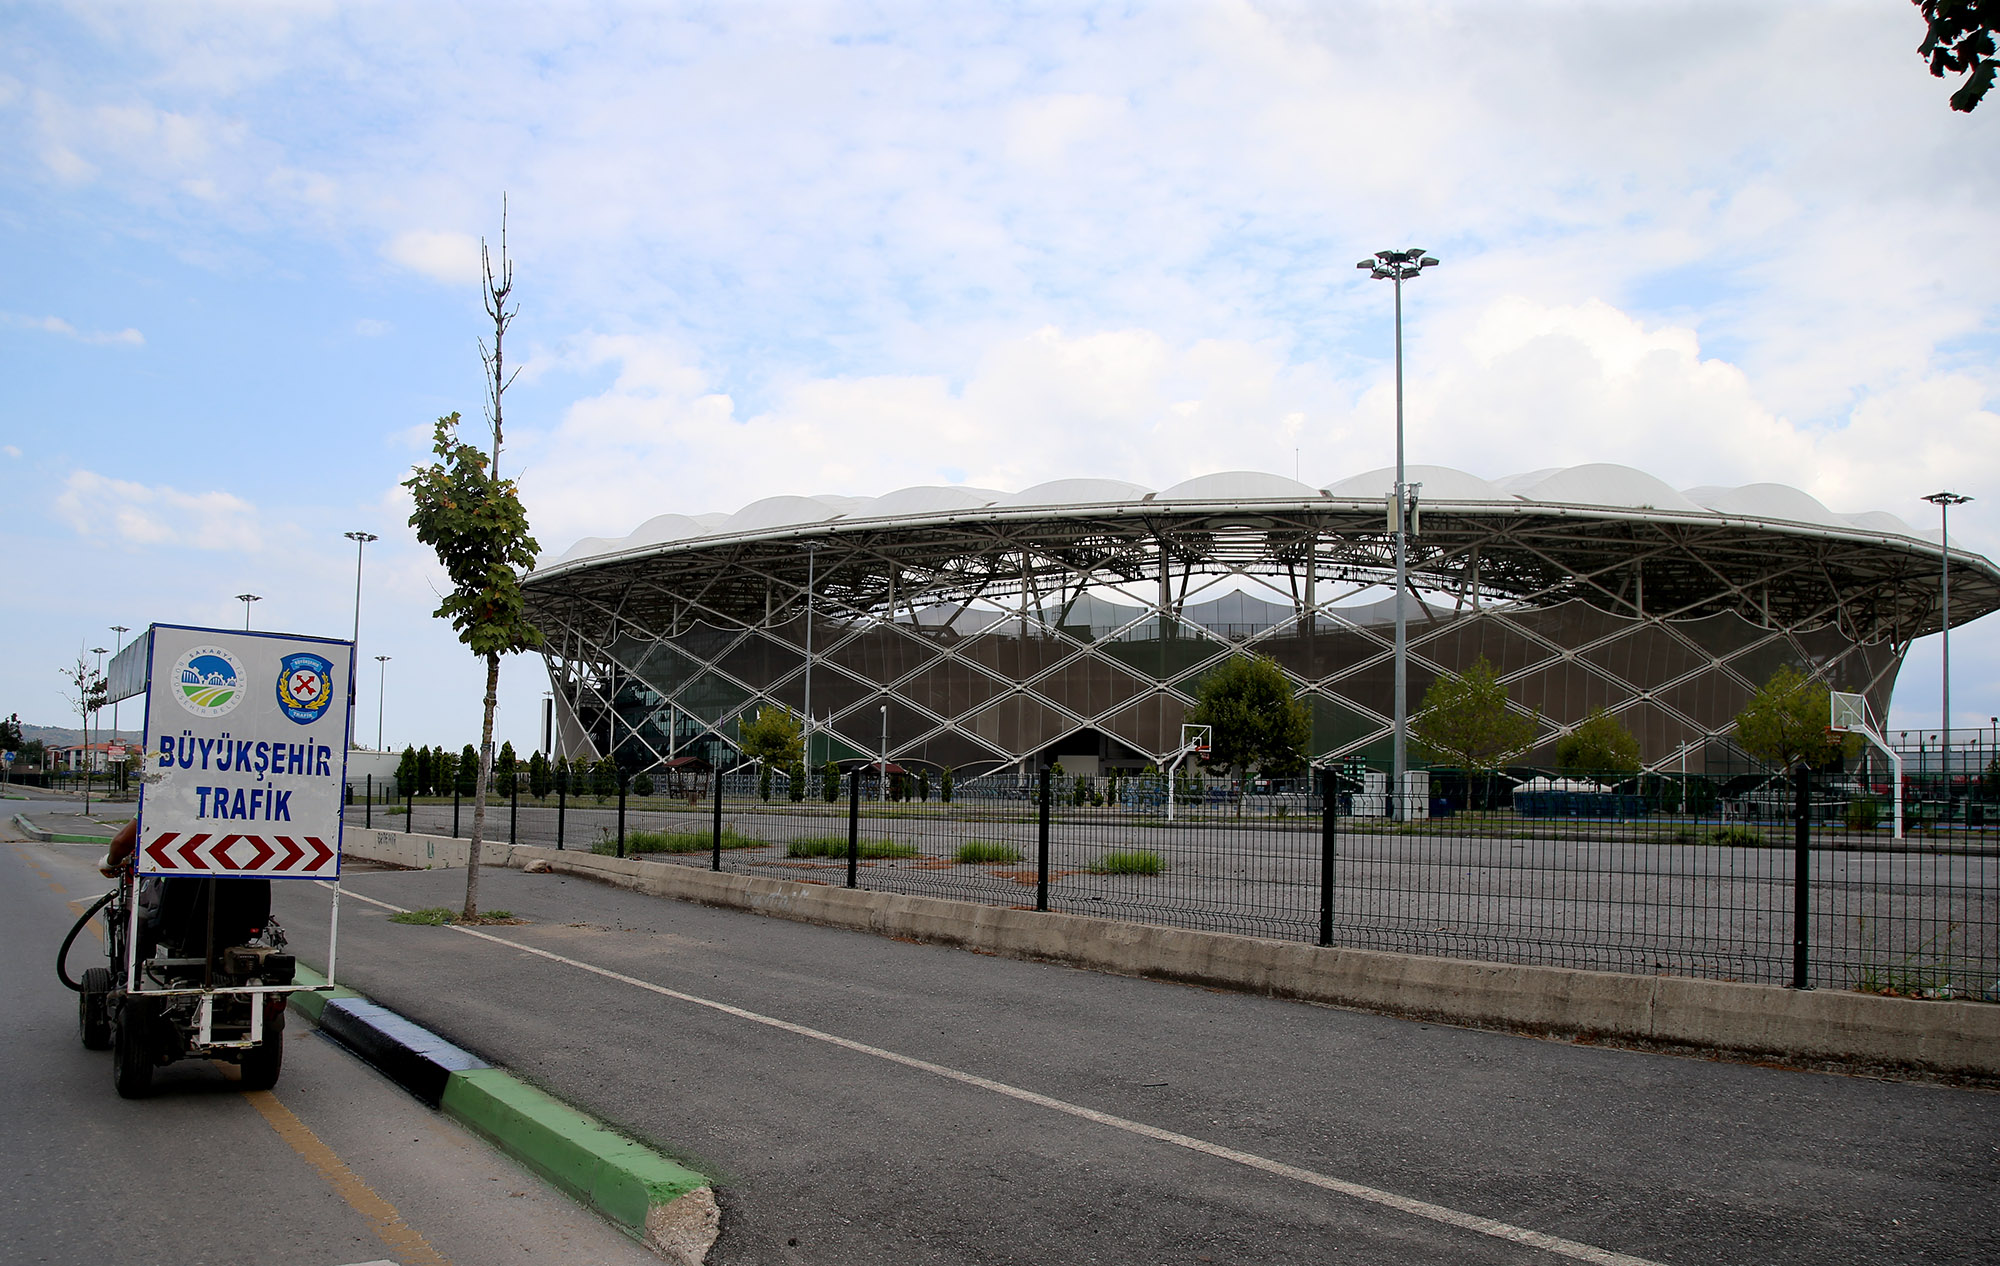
[540,463,1959,572]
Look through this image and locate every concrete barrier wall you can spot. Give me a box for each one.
[339,829,2000,1083]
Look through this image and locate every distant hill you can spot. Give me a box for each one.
[17,723,144,749]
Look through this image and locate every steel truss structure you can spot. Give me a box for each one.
[523,469,2000,777]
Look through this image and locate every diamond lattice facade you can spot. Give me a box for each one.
[522,465,2000,777]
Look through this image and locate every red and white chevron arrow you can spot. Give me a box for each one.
[144,831,337,876]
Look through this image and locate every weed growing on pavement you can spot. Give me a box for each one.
[389,907,455,925]
[593,828,764,855]
[786,836,920,859]
[953,840,1023,864]
[1089,849,1165,876]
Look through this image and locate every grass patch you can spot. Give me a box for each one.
[1708,826,1764,847]
[388,907,455,926]
[786,836,920,859]
[953,840,1023,865]
[1088,849,1166,876]
[591,828,764,855]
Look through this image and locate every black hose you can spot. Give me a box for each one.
[57,890,117,992]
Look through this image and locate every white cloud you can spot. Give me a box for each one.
[382,230,483,284]
[56,470,261,551]
[1,313,143,345]
[3,445,20,458]
[355,318,393,337]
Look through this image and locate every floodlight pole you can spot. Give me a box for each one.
[109,624,128,752]
[1360,248,1440,820]
[345,531,378,650]
[1923,492,1969,776]
[375,655,391,750]
[236,593,260,630]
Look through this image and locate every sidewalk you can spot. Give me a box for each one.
[10,807,127,844]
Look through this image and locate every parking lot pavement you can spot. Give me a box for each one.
[272,862,2000,1266]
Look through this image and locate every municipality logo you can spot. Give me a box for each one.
[277,653,335,725]
[173,646,245,718]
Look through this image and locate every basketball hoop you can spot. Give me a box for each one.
[1181,724,1212,758]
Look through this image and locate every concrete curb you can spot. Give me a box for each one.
[13,813,114,845]
[290,967,718,1263]
[336,832,2000,1084]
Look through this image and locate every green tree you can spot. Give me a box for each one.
[403,207,544,920]
[821,759,841,803]
[396,745,418,796]
[1184,654,1311,811]
[1412,657,1537,771]
[437,748,458,797]
[787,761,806,802]
[552,755,571,798]
[1556,708,1641,780]
[494,741,517,796]
[0,713,21,750]
[1734,666,1854,772]
[738,705,804,771]
[529,750,552,800]
[939,765,954,803]
[758,763,773,802]
[59,654,107,810]
[633,769,655,798]
[456,743,480,796]
[1916,0,1997,111]
[591,756,619,801]
[917,768,931,802]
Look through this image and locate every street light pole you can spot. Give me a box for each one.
[344,530,378,649]
[375,655,391,750]
[1360,247,1440,820]
[879,703,889,802]
[236,593,261,630]
[1923,492,1970,769]
[109,625,128,746]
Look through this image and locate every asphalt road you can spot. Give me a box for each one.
[270,859,1998,1266]
[1,829,658,1266]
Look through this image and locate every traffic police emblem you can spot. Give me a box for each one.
[276,653,335,725]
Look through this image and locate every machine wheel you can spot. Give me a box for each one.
[112,997,154,1099]
[238,1030,284,1092]
[78,968,113,1050]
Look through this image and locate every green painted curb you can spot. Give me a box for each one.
[286,965,363,1022]
[441,1066,709,1231]
[286,964,718,1261]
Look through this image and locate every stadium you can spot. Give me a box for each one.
[522,464,2000,779]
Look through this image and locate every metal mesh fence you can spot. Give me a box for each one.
[383,768,1999,999]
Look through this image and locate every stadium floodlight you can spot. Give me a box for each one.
[1363,247,1441,819]
[1922,492,1971,758]
[236,593,261,630]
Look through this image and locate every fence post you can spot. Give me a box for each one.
[510,780,518,846]
[847,769,862,889]
[617,776,627,858]
[406,787,413,830]
[453,789,461,838]
[365,775,372,830]
[711,769,724,871]
[1791,763,1812,989]
[1319,766,1336,947]
[557,780,566,851]
[1036,767,1051,912]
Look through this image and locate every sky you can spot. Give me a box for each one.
[4,0,1998,756]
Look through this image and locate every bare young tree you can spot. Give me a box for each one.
[60,653,107,813]
[405,196,543,920]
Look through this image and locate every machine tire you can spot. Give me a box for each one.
[238,1029,283,1092]
[112,997,155,1099]
[78,968,113,1050]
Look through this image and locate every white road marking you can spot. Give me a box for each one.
[338,886,1665,1266]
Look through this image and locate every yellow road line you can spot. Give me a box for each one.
[243,1089,454,1266]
